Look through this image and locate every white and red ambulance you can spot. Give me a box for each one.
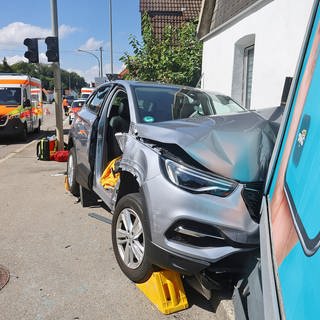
[0,73,43,140]
[80,87,94,100]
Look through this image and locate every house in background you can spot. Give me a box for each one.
[140,0,202,40]
[197,0,314,109]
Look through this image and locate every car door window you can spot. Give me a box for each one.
[87,85,111,114]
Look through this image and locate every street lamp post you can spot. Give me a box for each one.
[99,46,103,77]
[78,49,101,77]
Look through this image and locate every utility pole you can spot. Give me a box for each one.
[50,0,64,150]
[109,0,113,74]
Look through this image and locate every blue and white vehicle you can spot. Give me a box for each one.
[234,1,320,318]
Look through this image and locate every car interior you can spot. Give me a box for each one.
[106,90,130,163]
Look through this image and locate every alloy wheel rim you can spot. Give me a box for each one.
[116,208,144,269]
[68,154,74,186]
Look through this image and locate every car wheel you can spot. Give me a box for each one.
[20,124,27,141]
[34,119,41,133]
[67,147,80,196]
[112,193,153,283]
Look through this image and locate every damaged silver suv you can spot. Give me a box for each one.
[67,80,282,289]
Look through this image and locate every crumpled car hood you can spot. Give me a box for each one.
[134,110,282,182]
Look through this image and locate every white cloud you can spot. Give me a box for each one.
[0,22,77,50]
[79,37,103,51]
[6,55,27,64]
[68,64,106,83]
[5,52,55,65]
[59,24,78,38]
[39,52,48,63]
[77,65,100,83]
[0,22,50,49]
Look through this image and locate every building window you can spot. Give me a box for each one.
[243,45,254,108]
[231,34,255,109]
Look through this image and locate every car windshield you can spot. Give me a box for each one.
[133,85,245,123]
[0,87,21,105]
[207,93,245,114]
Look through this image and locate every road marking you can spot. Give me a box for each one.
[0,140,37,164]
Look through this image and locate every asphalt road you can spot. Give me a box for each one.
[0,128,44,160]
[0,103,65,160]
[0,103,234,320]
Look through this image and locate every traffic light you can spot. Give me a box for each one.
[45,36,59,62]
[23,38,39,63]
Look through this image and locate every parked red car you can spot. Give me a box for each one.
[68,99,86,125]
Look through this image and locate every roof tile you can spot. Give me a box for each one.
[140,0,202,40]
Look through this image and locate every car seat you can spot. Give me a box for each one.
[108,99,130,157]
[179,102,195,118]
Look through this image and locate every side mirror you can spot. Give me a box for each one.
[23,98,31,108]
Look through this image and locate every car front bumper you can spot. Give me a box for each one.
[0,117,25,137]
[140,169,259,273]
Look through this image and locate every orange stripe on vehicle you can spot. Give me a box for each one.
[0,105,16,115]
[0,79,41,87]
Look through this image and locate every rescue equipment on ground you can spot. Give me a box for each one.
[100,156,121,189]
[35,135,71,162]
[49,136,57,160]
[36,138,50,161]
[53,150,69,162]
[136,270,189,314]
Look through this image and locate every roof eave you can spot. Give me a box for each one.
[196,0,217,40]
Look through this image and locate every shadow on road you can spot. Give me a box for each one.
[184,281,233,313]
[0,128,70,145]
[86,207,234,315]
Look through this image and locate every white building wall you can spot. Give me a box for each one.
[201,0,314,109]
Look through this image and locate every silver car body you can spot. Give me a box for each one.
[69,80,283,274]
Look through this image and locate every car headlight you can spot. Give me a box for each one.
[163,158,237,197]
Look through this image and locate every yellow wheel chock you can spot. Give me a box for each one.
[64,176,70,192]
[136,270,189,314]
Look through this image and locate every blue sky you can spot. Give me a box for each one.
[0,0,141,83]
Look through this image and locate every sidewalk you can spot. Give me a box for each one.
[0,139,234,319]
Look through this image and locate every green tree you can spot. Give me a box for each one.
[0,60,87,92]
[120,15,203,87]
[0,57,13,73]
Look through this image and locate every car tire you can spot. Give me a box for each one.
[67,147,80,197]
[112,193,153,283]
[34,119,41,133]
[20,124,27,142]
[80,185,99,207]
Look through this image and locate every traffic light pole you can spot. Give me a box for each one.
[50,0,64,151]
